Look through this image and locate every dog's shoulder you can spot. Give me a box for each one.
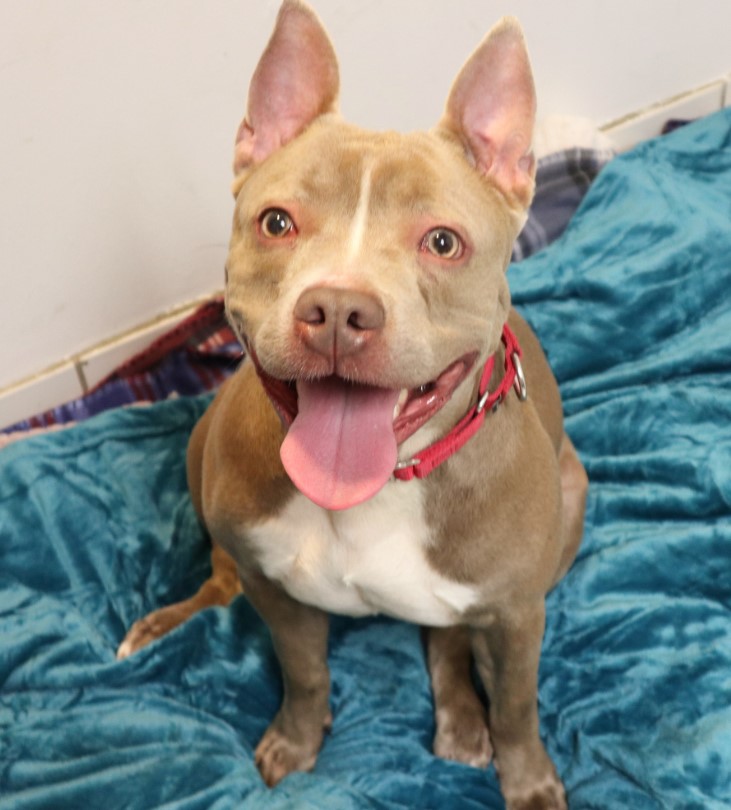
[198,360,294,533]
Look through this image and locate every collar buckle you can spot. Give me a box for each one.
[476,389,491,414]
[394,457,421,471]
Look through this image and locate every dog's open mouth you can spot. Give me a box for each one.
[255,352,476,511]
[391,354,476,444]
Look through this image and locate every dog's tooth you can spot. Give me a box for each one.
[393,389,409,420]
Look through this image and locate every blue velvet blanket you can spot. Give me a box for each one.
[2,111,730,809]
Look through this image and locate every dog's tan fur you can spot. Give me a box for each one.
[119,4,587,808]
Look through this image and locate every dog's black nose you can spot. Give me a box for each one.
[293,286,385,360]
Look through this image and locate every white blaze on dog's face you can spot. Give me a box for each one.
[225,0,536,511]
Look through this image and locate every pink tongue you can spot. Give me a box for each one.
[280,378,400,510]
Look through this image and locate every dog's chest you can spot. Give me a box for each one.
[246,480,478,626]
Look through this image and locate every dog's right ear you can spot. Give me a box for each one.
[233,0,339,177]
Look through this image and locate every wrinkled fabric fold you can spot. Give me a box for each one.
[1,110,730,808]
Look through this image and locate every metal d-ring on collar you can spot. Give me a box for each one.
[512,352,528,402]
[477,351,527,414]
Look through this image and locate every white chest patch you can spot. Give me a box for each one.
[245,479,478,627]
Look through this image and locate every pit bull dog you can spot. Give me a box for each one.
[119,3,588,807]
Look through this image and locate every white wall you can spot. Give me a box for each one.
[1,0,729,394]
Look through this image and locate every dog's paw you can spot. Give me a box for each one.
[116,604,187,659]
[503,772,567,810]
[433,706,493,768]
[255,714,330,787]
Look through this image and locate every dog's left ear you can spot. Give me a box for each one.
[440,17,536,210]
[233,0,340,176]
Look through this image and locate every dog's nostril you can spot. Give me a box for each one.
[308,306,327,325]
[347,311,367,330]
[295,299,327,325]
[344,296,385,333]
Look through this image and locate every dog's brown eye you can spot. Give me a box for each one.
[423,228,463,260]
[260,208,294,238]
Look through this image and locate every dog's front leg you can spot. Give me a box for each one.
[471,602,567,810]
[240,568,331,787]
[427,626,492,768]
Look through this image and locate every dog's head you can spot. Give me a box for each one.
[225,0,536,510]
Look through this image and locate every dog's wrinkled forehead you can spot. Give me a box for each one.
[235,116,516,258]
[295,129,439,201]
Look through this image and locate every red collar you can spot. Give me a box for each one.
[392,323,526,481]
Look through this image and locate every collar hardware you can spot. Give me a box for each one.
[394,457,421,471]
[513,352,528,401]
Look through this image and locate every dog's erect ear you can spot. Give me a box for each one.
[440,17,536,210]
[233,0,339,174]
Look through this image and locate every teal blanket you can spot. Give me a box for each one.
[2,111,730,809]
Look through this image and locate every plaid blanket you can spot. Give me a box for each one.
[512,147,613,261]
